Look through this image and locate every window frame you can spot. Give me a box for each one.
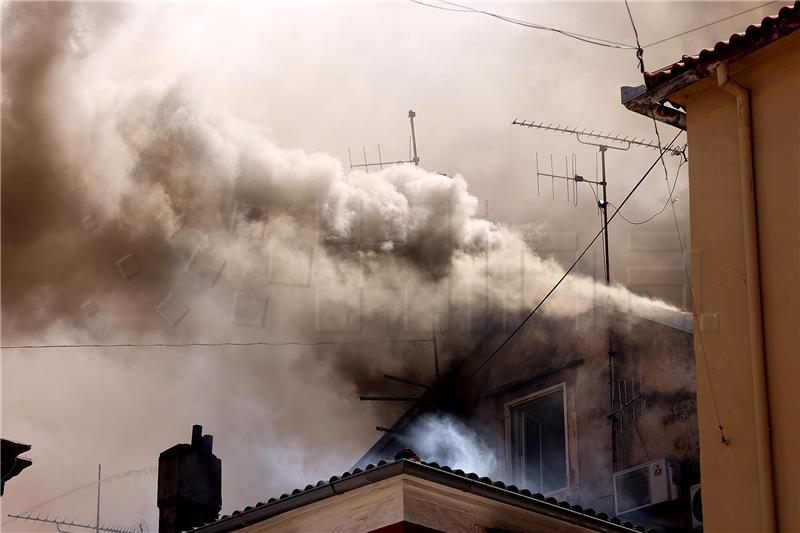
[504,382,570,495]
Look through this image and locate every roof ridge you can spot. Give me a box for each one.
[191,455,655,533]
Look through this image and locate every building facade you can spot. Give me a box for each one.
[623,4,799,531]
[358,309,698,532]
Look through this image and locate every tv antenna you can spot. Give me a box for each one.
[512,120,686,157]
[7,465,137,533]
[512,118,685,473]
[349,110,420,171]
[512,119,685,285]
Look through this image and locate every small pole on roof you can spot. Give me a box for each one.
[432,327,440,386]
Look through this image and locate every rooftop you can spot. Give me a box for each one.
[645,1,800,89]
[622,1,800,128]
[191,451,654,533]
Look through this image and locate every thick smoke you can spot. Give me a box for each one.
[1,2,687,530]
[1,3,676,341]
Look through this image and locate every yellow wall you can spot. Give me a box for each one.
[670,33,799,532]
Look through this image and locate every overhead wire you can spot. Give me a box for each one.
[466,131,683,380]
[608,156,686,225]
[623,0,730,445]
[409,0,638,49]
[408,0,471,13]
[411,0,780,53]
[642,1,780,48]
[0,339,431,350]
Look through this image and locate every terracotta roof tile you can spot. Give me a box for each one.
[644,1,800,89]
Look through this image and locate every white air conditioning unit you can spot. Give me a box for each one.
[689,483,702,528]
[613,458,680,515]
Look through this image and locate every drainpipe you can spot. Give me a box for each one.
[715,63,776,533]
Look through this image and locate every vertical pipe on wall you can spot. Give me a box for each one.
[715,63,777,533]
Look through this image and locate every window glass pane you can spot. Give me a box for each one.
[510,389,567,493]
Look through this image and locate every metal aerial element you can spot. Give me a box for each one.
[349,110,421,170]
[359,330,439,413]
[513,117,684,473]
[511,119,686,157]
[7,465,137,533]
[6,514,135,533]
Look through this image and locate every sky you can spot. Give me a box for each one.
[0,1,783,531]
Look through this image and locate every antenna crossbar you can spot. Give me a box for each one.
[512,119,685,156]
[350,159,416,170]
[6,514,135,533]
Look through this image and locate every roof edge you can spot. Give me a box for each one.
[191,459,651,533]
[622,1,800,128]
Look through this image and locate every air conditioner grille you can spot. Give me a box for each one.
[616,467,651,512]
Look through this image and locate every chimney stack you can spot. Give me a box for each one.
[157,425,222,533]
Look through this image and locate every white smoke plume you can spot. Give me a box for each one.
[403,414,499,478]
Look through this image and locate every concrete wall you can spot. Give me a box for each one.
[668,31,800,533]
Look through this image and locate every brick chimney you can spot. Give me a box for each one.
[157,425,222,533]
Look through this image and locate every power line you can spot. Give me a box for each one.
[411,0,781,54]
[643,1,780,48]
[667,182,730,445]
[623,1,730,446]
[0,339,431,350]
[609,156,686,225]
[409,0,471,13]
[467,131,683,380]
[624,0,645,73]
[409,0,637,49]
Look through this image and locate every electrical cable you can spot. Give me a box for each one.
[608,157,686,225]
[624,3,730,446]
[409,0,637,49]
[643,1,780,48]
[0,339,431,350]
[624,0,646,73]
[466,131,683,380]
[408,0,471,12]
[667,185,730,445]
[412,0,780,53]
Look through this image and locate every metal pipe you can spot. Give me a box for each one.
[408,110,419,165]
[598,144,617,472]
[715,63,776,533]
[96,464,101,533]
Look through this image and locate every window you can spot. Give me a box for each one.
[508,385,568,493]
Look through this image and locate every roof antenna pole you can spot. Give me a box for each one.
[512,117,687,476]
[408,110,419,165]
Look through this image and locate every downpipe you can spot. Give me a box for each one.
[715,63,777,533]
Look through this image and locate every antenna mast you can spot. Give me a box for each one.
[513,118,684,474]
[408,110,419,165]
[513,119,685,284]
